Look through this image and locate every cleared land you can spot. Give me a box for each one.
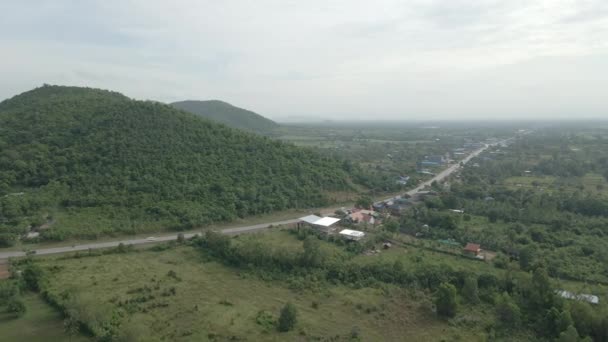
[36,243,491,341]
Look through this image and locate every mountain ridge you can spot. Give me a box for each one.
[0,85,352,241]
[171,99,279,133]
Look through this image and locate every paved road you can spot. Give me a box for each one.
[0,141,502,260]
[0,219,300,259]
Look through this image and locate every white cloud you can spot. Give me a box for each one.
[0,0,607,119]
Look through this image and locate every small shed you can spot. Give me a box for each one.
[463,243,482,256]
[339,229,365,241]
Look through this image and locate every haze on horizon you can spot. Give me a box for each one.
[1,1,607,121]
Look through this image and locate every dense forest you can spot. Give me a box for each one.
[171,100,279,134]
[0,85,354,242]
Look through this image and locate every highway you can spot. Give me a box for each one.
[0,141,499,260]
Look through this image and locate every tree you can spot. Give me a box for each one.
[557,325,580,342]
[301,236,322,267]
[383,219,399,233]
[518,245,536,271]
[277,302,297,332]
[0,234,16,248]
[22,264,44,291]
[531,267,553,310]
[557,310,574,336]
[355,195,373,209]
[495,292,521,328]
[7,297,26,317]
[435,282,458,318]
[462,276,480,304]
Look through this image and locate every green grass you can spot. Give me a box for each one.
[503,175,556,190]
[36,246,490,341]
[0,294,89,342]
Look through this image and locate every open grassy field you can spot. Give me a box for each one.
[503,173,608,197]
[36,244,492,341]
[0,294,89,342]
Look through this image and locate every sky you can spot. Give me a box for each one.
[1,0,607,121]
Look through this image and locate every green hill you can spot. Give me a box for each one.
[0,85,352,242]
[171,100,279,133]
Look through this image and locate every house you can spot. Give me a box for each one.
[372,202,386,211]
[463,243,482,256]
[557,290,599,305]
[25,232,40,239]
[388,203,409,216]
[339,229,365,241]
[349,209,377,225]
[298,215,341,233]
[417,169,434,175]
[396,175,410,185]
[418,155,446,168]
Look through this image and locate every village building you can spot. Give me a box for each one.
[339,229,365,241]
[463,243,482,257]
[298,215,341,233]
[396,175,410,185]
[557,290,599,305]
[348,209,378,226]
[418,155,447,168]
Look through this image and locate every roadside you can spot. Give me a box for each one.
[0,143,495,260]
[0,259,9,280]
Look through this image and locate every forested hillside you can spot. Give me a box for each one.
[0,85,352,242]
[171,100,279,133]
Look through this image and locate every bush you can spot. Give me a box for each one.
[255,310,275,332]
[277,302,297,332]
[22,264,44,291]
[435,283,457,318]
[7,297,26,317]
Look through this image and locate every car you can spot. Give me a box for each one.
[146,236,156,241]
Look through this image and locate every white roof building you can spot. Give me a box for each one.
[557,290,599,305]
[299,215,322,225]
[339,229,365,241]
[314,217,341,227]
[298,215,341,232]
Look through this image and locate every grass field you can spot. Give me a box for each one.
[503,173,608,197]
[36,244,492,341]
[0,294,89,342]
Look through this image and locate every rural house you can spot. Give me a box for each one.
[463,243,482,257]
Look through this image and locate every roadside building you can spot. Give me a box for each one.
[298,215,341,233]
[349,209,378,226]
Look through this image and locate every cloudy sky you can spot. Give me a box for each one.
[1,1,607,121]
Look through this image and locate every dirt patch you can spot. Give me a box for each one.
[0,260,9,280]
[482,250,497,262]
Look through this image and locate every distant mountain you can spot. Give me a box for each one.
[0,85,352,241]
[171,100,279,133]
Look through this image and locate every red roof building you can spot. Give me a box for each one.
[463,243,481,256]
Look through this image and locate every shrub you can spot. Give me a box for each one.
[435,283,458,318]
[277,302,297,332]
[255,310,275,332]
[7,297,26,317]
